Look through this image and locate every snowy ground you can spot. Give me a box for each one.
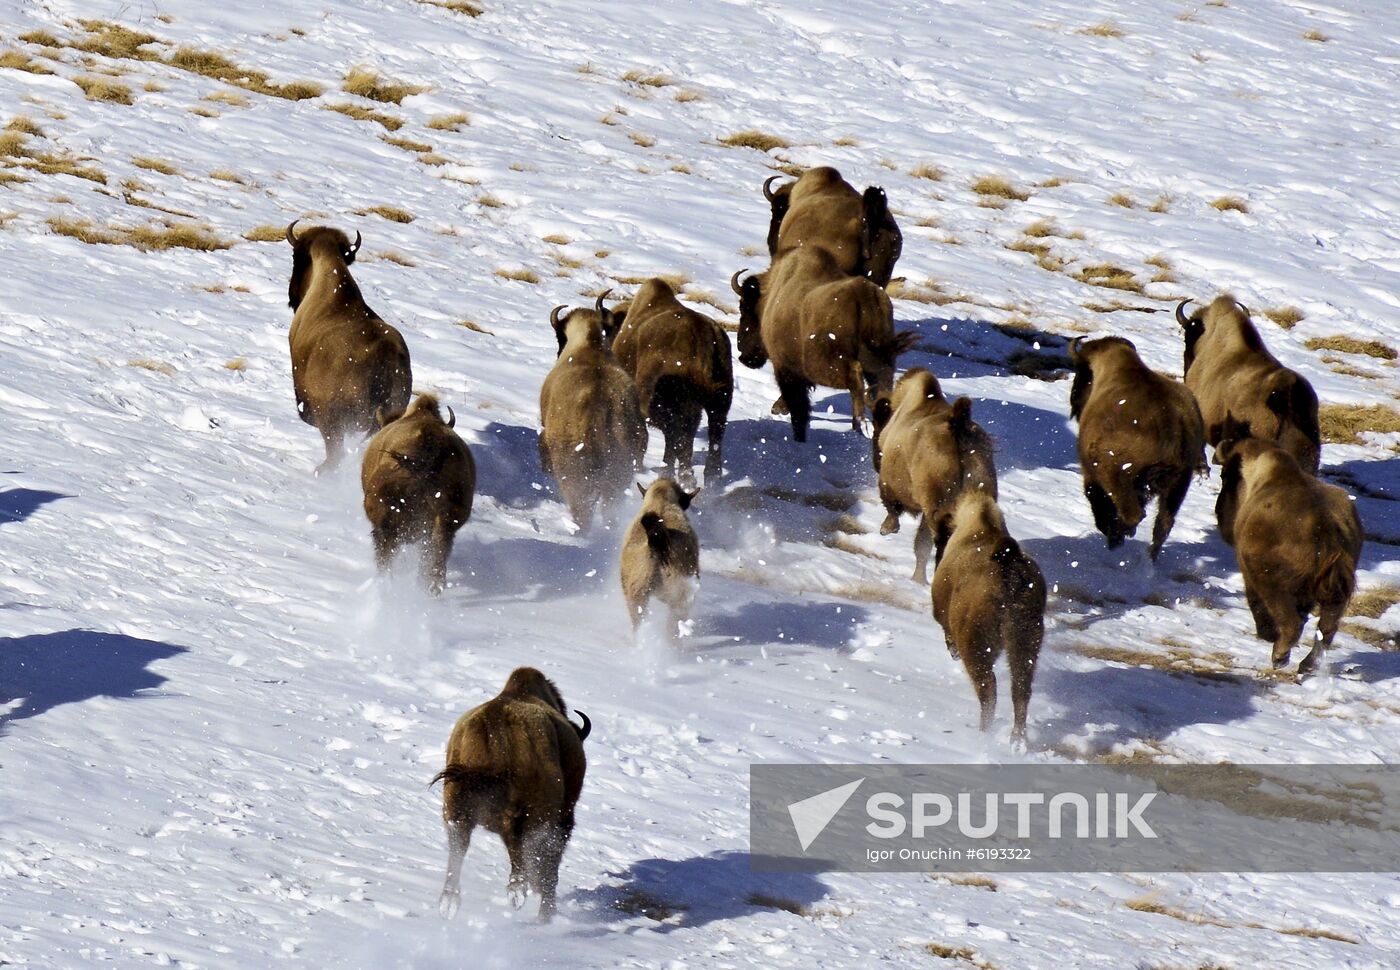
[3,1,1400,967]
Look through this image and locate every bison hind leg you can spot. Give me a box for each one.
[1084,481,1126,548]
[439,819,471,919]
[1148,469,1192,560]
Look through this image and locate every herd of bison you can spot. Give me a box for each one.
[280,165,1363,918]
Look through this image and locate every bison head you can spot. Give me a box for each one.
[285,221,361,310]
[731,269,768,369]
[762,176,793,256]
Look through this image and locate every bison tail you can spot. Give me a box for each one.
[1265,370,1320,446]
[641,511,672,563]
[1314,549,1357,609]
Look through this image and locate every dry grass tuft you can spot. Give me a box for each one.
[1347,585,1400,620]
[224,357,247,371]
[0,50,55,74]
[542,233,571,245]
[719,129,790,152]
[1024,218,1060,238]
[1076,263,1143,293]
[133,156,179,175]
[382,135,433,154]
[21,151,107,183]
[1107,192,1135,208]
[326,102,404,130]
[622,69,672,87]
[1319,403,1400,444]
[1149,193,1173,213]
[1341,623,1396,650]
[74,20,160,60]
[373,249,416,266]
[126,357,176,376]
[343,66,424,105]
[1080,21,1127,38]
[628,131,656,148]
[457,319,496,335]
[421,0,484,13]
[681,288,734,315]
[1146,254,1178,283]
[18,30,62,47]
[910,162,944,181]
[494,267,540,284]
[1264,306,1304,329]
[210,168,248,184]
[74,75,134,104]
[477,193,506,208]
[126,222,233,251]
[1302,29,1329,43]
[359,204,414,223]
[675,89,702,103]
[243,224,287,242]
[925,943,996,967]
[971,175,1029,201]
[745,893,823,917]
[611,271,691,289]
[5,116,43,136]
[426,112,470,131]
[415,152,448,166]
[205,89,249,107]
[165,47,323,100]
[1211,195,1249,213]
[1306,335,1396,360]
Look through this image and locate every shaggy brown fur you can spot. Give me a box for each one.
[1177,295,1320,473]
[608,279,733,486]
[1214,421,1363,675]
[932,492,1045,743]
[763,167,903,286]
[539,294,649,529]
[432,667,590,921]
[871,369,998,583]
[361,394,475,594]
[286,222,411,471]
[1069,336,1206,559]
[734,251,916,441]
[620,480,700,637]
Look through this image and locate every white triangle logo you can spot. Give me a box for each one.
[787,778,863,852]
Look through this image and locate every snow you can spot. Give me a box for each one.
[2,0,1399,967]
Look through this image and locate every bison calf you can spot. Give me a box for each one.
[872,369,997,583]
[932,492,1046,744]
[1214,421,1363,675]
[1069,336,1206,559]
[620,480,700,638]
[433,667,591,921]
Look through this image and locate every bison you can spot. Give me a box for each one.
[361,393,475,594]
[932,492,1046,744]
[432,666,590,921]
[608,278,732,486]
[733,252,916,442]
[620,479,700,638]
[285,222,411,471]
[1069,336,1206,559]
[1176,295,1320,474]
[763,166,903,287]
[1214,418,1363,675]
[872,369,998,583]
[539,292,649,529]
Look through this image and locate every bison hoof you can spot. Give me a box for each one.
[880,515,900,536]
[771,398,790,416]
[508,884,528,909]
[912,568,929,586]
[439,890,460,920]
[1296,649,1323,677]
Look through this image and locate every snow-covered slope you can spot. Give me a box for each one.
[3,1,1399,966]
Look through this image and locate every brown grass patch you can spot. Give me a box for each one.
[421,0,484,13]
[541,233,571,245]
[1302,29,1329,42]
[1075,263,1143,293]
[925,943,996,968]
[359,204,414,224]
[1148,194,1173,213]
[1107,192,1135,208]
[343,66,423,104]
[0,171,30,185]
[1124,893,1358,944]
[719,129,790,152]
[681,289,733,315]
[477,193,506,208]
[628,131,656,148]
[1006,238,1051,257]
[50,216,231,250]
[1342,622,1397,650]
[1211,195,1249,213]
[1348,585,1400,620]
[126,357,175,376]
[0,50,54,74]
[326,102,403,130]
[1023,218,1061,238]
[1080,21,1126,38]
[494,267,540,283]
[243,224,286,242]
[5,116,43,136]
[382,135,433,153]
[426,112,469,131]
[458,319,496,335]
[133,156,179,175]
[373,250,415,266]
[910,162,943,181]
[189,106,220,118]
[74,76,134,104]
[934,874,998,891]
[622,70,672,87]
[224,357,247,371]
[205,90,249,107]
[1306,335,1396,360]
[18,30,62,47]
[20,151,107,183]
[1039,176,1068,188]
[210,168,248,184]
[1146,254,1177,283]
[1264,306,1304,329]
[74,20,160,60]
[611,271,690,289]
[675,89,702,103]
[1319,403,1400,444]
[166,47,323,100]
[971,176,1029,201]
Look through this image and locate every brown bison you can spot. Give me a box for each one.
[733,252,916,442]
[432,666,590,921]
[1214,418,1363,675]
[1177,295,1320,474]
[608,279,733,486]
[763,167,903,287]
[539,292,649,529]
[361,393,475,594]
[285,222,411,471]
[932,492,1045,744]
[620,479,700,638]
[1069,336,1206,559]
[872,369,998,583]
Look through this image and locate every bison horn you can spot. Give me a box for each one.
[285,220,300,245]
[445,405,456,428]
[730,268,748,296]
[1068,335,1084,360]
[1234,299,1251,318]
[549,304,568,327]
[1175,299,1194,329]
[573,710,592,741]
[348,230,362,255]
[762,175,783,201]
[594,288,612,317]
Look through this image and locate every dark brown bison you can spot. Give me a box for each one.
[1069,336,1206,559]
[285,222,411,471]
[1177,295,1320,474]
[361,393,475,594]
[608,278,732,486]
[1214,418,1363,675]
[932,492,1045,744]
[763,166,903,286]
[432,667,591,921]
[872,369,997,583]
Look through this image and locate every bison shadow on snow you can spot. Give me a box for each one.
[0,630,188,736]
[695,593,870,654]
[572,850,830,931]
[0,487,72,525]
